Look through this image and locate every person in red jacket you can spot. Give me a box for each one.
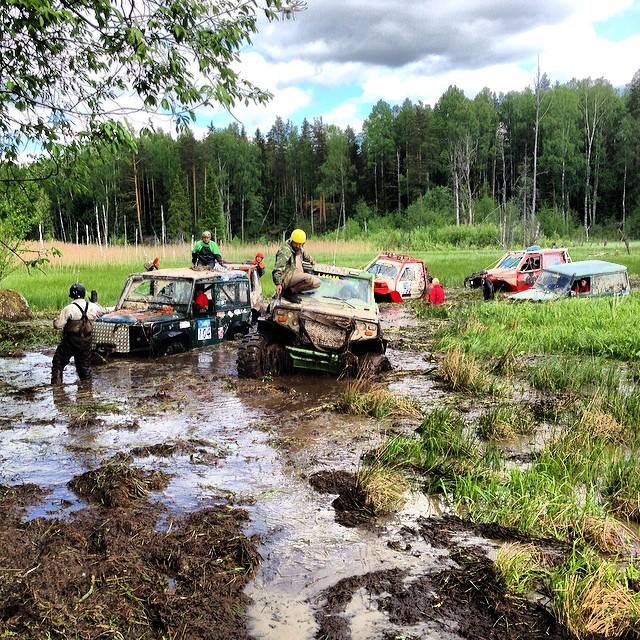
[193,285,209,314]
[428,277,445,305]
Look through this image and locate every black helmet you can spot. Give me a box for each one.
[69,283,86,299]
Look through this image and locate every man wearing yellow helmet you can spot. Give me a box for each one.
[272,228,321,301]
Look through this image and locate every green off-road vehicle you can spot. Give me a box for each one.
[92,267,252,357]
[236,264,390,377]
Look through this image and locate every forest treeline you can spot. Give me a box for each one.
[2,69,639,249]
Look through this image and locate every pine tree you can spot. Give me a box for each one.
[200,165,226,241]
[167,173,191,242]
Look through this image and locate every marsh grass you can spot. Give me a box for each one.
[477,404,536,440]
[527,357,622,396]
[605,458,640,522]
[356,463,409,515]
[494,543,543,597]
[337,378,421,419]
[549,549,640,639]
[437,295,640,361]
[438,347,503,395]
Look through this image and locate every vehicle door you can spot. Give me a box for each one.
[190,280,217,347]
[516,253,541,290]
[398,263,425,298]
[213,280,251,341]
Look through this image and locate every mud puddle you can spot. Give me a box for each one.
[0,304,548,639]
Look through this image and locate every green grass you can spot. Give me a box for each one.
[526,357,622,395]
[476,404,535,440]
[437,294,640,361]
[5,240,640,311]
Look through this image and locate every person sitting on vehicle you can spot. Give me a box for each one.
[192,231,223,268]
[428,278,445,305]
[272,229,321,302]
[193,285,209,314]
[144,257,160,271]
[573,278,590,294]
[51,283,108,385]
[252,252,266,278]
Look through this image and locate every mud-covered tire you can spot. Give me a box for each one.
[357,352,392,377]
[237,333,291,378]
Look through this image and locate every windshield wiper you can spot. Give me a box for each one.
[322,296,357,308]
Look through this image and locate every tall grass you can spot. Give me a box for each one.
[438,295,640,361]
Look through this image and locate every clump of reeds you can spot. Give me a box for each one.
[337,378,421,419]
[477,404,536,440]
[494,543,542,597]
[438,346,502,395]
[550,549,640,639]
[356,463,409,515]
[605,457,640,522]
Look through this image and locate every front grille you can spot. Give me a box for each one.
[302,316,350,350]
[92,321,130,353]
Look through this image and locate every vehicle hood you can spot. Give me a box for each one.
[99,309,182,324]
[509,289,560,302]
[276,298,378,323]
[486,267,518,279]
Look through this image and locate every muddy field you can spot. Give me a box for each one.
[0,304,628,639]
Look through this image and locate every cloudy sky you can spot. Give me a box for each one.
[193,0,640,136]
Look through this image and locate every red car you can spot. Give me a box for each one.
[465,245,571,299]
[364,253,429,302]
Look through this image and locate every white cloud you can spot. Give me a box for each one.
[321,100,364,131]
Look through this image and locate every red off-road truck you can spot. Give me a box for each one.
[364,253,430,302]
[465,245,571,300]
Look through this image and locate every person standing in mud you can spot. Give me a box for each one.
[272,229,321,302]
[51,283,107,384]
[192,230,223,268]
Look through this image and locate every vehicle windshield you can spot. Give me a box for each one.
[367,262,398,279]
[495,253,522,269]
[304,275,373,307]
[120,277,193,310]
[534,271,572,292]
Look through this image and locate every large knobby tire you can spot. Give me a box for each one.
[357,352,392,377]
[237,333,291,379]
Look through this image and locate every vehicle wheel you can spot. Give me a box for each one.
[357,352,392,377]
[237,333,291,378]
[482,278,495,301]
[161,340,186,356]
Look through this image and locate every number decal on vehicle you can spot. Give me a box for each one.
[197,319,212,341]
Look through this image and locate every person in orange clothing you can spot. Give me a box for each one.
[252,252,266,278]
[428,277,445,305]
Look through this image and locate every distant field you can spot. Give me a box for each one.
[4,239,640,311]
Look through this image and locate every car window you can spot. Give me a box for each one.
[496,254,521,269]
[215,281,249,309]
[520,256,540,271]
[543,254,563,267]
[367,262,398,278]
[121,277,191,309]
[306,276,372,306]
[400,267,416,281]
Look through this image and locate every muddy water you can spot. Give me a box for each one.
[0,306,463,639]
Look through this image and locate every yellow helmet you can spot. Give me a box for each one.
[290,228,306,244]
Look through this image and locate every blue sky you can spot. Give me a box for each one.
[172,1,640,138]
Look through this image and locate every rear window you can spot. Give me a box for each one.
[543,254,563,267]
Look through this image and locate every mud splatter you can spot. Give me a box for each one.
[0,504,259,639]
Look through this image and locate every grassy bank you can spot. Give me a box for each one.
[437,294,640,361]
[4,239,640,312]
